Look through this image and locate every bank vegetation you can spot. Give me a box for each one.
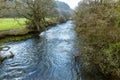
[74,0,120,80]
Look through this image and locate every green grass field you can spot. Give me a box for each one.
[0,18,26,30]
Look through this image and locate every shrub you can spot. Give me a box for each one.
[74,0,120,79]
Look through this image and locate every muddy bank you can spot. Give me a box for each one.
[0,21,59,39]
[0,27,41,44]
[0,27,33,38]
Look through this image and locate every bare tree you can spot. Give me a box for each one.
[14,0,57,31]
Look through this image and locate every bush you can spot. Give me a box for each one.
[100,43,120,79]
[74,0,120,79]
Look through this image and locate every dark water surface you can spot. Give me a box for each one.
[0,21,79,80]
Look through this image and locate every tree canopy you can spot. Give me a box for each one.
[14,0,57,31]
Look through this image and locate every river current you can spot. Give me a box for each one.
[0,21,79,80]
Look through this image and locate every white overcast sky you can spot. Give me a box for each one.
[58,0,82,9]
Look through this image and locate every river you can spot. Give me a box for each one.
[0,21,105,80]
[0,21,80,80]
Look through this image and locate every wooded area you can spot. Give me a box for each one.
[74,0,120,79]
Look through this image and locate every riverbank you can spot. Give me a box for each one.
[0,27,31,38]
[0,18,30,43]
[74,2,120,80]
[0,27,38,44]
[0,20,59,44]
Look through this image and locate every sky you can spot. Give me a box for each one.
[58,0,82,9]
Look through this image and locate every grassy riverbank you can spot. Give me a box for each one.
[0,18,59,44]
[0,18,34,44]
[0,34,32,44]
[0,18,26,31]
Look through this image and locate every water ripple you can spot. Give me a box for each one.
[0,21,78,80]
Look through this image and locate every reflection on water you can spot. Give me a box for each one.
[0,21,79,80]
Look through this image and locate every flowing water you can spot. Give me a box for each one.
[0,21,79,80]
